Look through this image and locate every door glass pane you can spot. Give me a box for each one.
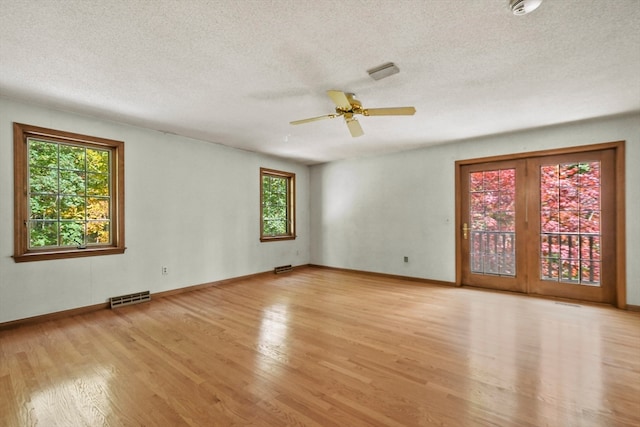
[469,169,516,276]
[540,162,601,286]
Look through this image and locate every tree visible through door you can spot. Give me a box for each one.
[539,162,601,286]
[469,168,516,277]
[459,145,619,304]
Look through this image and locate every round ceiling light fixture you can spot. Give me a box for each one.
[510,0,542,15]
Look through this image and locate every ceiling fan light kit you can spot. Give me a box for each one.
[509,0,542,15]
[290,90,416,138]
[367,62,400,80]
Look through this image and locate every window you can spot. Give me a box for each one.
[260,168,295,241]
[13,123,125,262]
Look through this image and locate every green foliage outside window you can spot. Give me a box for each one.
[28,139,111,248]
[260,168,295,240]
[262,174,288,236]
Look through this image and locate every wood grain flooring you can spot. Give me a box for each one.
[1,266,639,426]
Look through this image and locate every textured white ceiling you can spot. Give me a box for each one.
[1,0,639,164]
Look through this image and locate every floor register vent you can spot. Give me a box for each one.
[110,291,151,308]
[274,265,293,274]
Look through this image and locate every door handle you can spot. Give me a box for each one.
[463,223,469,240]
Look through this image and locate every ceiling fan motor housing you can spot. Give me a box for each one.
[337,93,361,113]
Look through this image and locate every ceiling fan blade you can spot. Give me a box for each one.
[290,114,338,125]
[327,90,353,110]
[345,118,364,137]
[363,107,416,116]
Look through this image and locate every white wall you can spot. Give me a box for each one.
[2,98,638,324]
[310,113,640,305]
[0,98,310,323]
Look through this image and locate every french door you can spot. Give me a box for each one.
[459,144,621,305]
[460,159,527,293]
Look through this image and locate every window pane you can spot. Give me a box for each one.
[470,172,483,192]
[29,221,59,247]
[540,165,559,207]
[60,196,85,220]
[579,186,599,210]
[29,140,58,168]
[470,193,484,213]
[29,167,58,194]
[541,209,559,233]
[582,261,601,284]
[87,173,109,196]
[583,235,600,260]
[264,220,286,236]
[483,191,499,213]
[499,211,515,232]
[59,145,85,171]
[484,170,500,191]
[580,210,600,234]
[87,149,109,173]
[59,170,85,195]
[558,210,579,233]
[87,221,110,244]
[471,212,484,230]
[30,195,58,220]
[87,197,110,219]
[60,221,85,246]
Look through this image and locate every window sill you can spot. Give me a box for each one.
[13,246,126,263]
[260,235,296,243]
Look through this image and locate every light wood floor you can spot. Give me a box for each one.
[1,267,639,426]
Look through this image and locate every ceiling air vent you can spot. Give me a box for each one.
[367,62,400,80]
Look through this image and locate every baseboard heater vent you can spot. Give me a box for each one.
[555,302,581,308]
[110,291,151,308]
[274,265,293,274]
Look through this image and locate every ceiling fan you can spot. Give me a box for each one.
[290,90,416,137]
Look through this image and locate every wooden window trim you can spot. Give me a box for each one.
[13,122,125,262]
[260,167,296,242]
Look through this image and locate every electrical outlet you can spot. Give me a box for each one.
[162,266,168,275]
[404,256,409,263]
